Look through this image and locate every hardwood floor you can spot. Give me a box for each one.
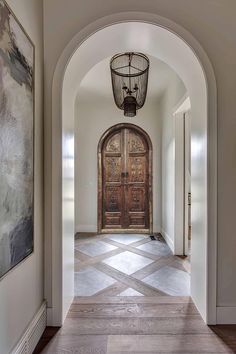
[34,234,236,353]
[35,297,236,353]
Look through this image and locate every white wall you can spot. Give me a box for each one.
[160,75,186,250]
[0,0,44,352]
[43,0,236,314]
[75,80,162,233]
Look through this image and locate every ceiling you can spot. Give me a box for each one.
[77,55,180,102]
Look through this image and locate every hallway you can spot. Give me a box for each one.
[36,235,236,353]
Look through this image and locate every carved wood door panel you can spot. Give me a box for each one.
[99,125,152,232]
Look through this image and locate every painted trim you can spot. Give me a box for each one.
[161,229,174,253]
[174,112,185,256]
[217,307,236,324]
[12,301,46,354]
[172,93,191,115]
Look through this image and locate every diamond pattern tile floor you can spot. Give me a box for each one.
[118,288,144,296]
[102,251,154,275]
[75,240,117,257]
[74,267,116,296]
[74,233,190,297]
[142,265,190,296]
[106,234,146,245]
[137,240,172,256]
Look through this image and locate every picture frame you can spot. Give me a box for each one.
[0,0,35,279]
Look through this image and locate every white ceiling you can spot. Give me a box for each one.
[77,55,179,102]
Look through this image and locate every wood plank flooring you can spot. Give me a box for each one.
[34,234,236,353]
[35,297,236,353]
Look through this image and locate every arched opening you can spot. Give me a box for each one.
[48,16,217,326]
[98,123,153,234]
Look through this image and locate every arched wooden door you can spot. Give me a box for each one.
[98,123,153,233]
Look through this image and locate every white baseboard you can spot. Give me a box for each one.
[161,229,174,253]
[217,306,236,324]
[46,307,53,326]
[46,307,63,327]
[76,224,97,233]
[12,301,46,354]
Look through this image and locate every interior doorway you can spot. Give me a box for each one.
[98,123,153,233]
[49,19,217,325]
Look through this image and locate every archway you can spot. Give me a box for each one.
[98,123,153,234]
[48,15,217,326]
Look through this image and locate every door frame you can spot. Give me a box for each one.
[97,123,153,234]
[173,95,191,255]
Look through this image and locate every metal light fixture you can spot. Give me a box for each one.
[110,52,150,117]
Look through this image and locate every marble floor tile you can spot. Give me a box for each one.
[74,257,81,264]
[118,288,144,296]
[142,266,190,296]
[102,251,154,275]
[137,240,172,256]
[75,240,117,257]
[74,267,116,296]
[105,234,146,245]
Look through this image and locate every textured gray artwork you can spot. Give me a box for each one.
[0,1,34,278]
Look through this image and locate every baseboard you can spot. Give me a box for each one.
[12,301,47,354]
[217,306,236,324]
[76,224,97,232]
[161,229,174,253]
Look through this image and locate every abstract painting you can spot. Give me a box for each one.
[0,1,34,278]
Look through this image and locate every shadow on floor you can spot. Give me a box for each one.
[33,327,60,354]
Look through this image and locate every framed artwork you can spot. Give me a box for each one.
[0,0,34,279]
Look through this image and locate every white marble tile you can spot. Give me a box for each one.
[142,266,190,296]
[137,240,172,256]
[118,288,144,296]
[105,234,146,245]
[102,251,153,275]
[75,240,117,257]
[74,267,116,296]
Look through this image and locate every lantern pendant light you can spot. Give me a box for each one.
[110,52,150,117]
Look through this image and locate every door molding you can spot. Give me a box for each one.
[98,123,153,234]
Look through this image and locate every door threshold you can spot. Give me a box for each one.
[100,229,151,234]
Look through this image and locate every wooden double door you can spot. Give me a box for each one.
[98,124,152,233]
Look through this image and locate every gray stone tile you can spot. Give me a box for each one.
[105,234,146,245]
[118,288,144,296]
[137,240,172,256]
[142,266,190,296]
[74,257,81,264]
[102,251,153,275]
[74,267,116,296]
[75,240,117,257]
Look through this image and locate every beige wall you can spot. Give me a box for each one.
[0,0,44,352]
[75,94,162,234]
[43,0,236,310]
